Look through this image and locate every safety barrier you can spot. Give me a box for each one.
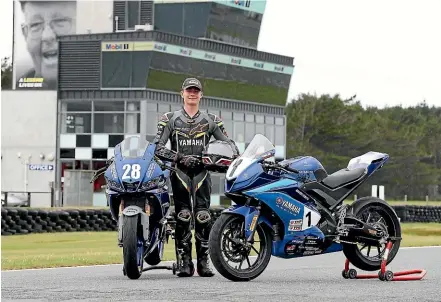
[1,205,440,236]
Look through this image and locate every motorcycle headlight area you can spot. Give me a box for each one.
[140,175,166,191]
[108,179,124,191]
[107,163,124,191]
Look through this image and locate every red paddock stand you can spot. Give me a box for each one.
[342,241,427,281]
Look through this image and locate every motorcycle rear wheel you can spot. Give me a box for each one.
[122,215,143,279]
[209,213,272,282]
[342,197,401,271]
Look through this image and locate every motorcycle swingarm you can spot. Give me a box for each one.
[339,216,385,241]
[117,206,150,246]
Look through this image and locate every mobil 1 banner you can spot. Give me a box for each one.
[12,0,77,90]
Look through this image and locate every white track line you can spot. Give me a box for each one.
[400,245,441,249]
[2,247,439,272]
[1,257,259,273]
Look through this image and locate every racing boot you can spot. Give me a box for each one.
[196,239,215,277]
[177,238,194,277]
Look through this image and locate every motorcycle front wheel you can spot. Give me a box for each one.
[122,215,143,279]
[209,213,272,282]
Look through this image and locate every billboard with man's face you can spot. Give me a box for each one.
[13,0,77,90]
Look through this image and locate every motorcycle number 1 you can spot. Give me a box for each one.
[302,207,321,230]
[122,164,141,179]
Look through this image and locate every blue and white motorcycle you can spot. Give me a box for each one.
[90,135,178,279]
[208,134,402,282]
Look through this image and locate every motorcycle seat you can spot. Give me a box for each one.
[321,168,366,189]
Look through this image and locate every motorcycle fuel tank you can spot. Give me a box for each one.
[279,156,328,182]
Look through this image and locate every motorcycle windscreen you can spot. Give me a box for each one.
[226,134,275,180]
[241,134,275,161]
[117,135,150,159]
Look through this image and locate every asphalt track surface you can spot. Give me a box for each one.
[2,246,440,302]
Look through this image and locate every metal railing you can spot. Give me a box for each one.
[1,190,55,208]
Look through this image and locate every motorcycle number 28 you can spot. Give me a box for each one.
[122,164,141,179]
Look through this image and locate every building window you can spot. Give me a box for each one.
[94,113,125,133]
[265,124,274,143]
[126,101,140,111]
[60,149,75,159]
[171,104,182,111]
[75,160,91,170]
[126,0,140,29]
[76,135,91,147]
[92,149,108,159]
[233,112,244,121]
[109,135,125,147]
[221,110,232,120]
[234,121,245,143]
[275,126,285,145]
[146,111,158,135]
[158,103,170,114]
[147,102,157,111]
[125,112,140,134]
[245,114,254,123]
[63,100,91,112]
[62,113,92,134]
[265,116,275,124]
[275,117,284,126]
[245,123,255,142]
[223,120,233,137]
[255,124,265,136]
[211,174,222,194]
[94,101,125,112]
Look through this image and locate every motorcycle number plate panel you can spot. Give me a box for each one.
[300,206,321,230]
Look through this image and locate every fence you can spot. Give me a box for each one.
[1,190,55,207]
[1,205,440,236]
[62,170,95,207]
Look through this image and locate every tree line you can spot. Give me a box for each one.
[285,93,441,201]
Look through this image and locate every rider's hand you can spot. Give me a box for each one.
[180,155,202,169]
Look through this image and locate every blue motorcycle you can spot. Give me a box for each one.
[90,135,178,279]
[207,134,402,282]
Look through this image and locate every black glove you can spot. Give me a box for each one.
[179,155,202,169]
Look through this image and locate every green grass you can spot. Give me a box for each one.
[0,232,176,271]
[2,223,440,271]
[344,200,441,206]
[400,223,441,247]
[147,69,289,106]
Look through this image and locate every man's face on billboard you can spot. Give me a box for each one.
[21,1,76,83]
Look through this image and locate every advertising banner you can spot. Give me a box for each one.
[12,0,77,90]
[213,0,266,14]
[100,41,294,75]
[154,0,267,14]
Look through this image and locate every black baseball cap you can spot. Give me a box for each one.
[182,77,202,91]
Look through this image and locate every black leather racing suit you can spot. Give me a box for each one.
[153,107,238,276]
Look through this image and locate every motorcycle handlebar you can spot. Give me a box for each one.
[160,163,178,173]
[89,166,108,183]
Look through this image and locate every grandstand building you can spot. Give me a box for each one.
[3,0,294,207]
